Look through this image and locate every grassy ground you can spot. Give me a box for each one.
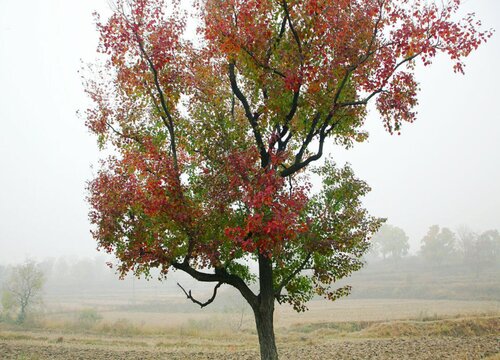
[0,299,499,359]
[43,294,500,329]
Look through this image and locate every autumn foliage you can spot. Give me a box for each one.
[84,0,490,358]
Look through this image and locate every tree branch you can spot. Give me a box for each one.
[282,0,303,59]
[337,53,421,108]
[294,112,321,163]
[281,118,334,177]
[172,261,258,308]
[282,39,421,176]
[131,28,179,173]
[275,253,312,298]
[279,6,386,176]
[228,62,269,167]
[277,89,301,152]
[177,282,222,308]
[331,4,385,110]
[266,14,287,64]
[240,45,286,78]
[105,120,144,146]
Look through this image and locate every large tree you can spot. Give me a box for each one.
[84,1,489,358]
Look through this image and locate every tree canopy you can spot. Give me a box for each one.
[84,1,490,358]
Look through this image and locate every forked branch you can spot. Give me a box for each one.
[177,282,223,308]
[172,261,258,308]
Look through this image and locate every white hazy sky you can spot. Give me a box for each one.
[0,0,498,264]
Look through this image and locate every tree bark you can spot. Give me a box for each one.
[253,254,279,360]
[253,304,278,360]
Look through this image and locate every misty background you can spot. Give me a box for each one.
[1,225,498,329]
[0,0,499,266]
[0,2,498,347]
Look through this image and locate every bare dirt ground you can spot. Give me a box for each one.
[1,300,499,359]
[0,335,499,360]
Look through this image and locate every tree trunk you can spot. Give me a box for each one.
[17,304,26,324]
[254,254,279,360]
[254,305,278,360]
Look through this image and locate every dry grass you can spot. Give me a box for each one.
[275,298,500,326]
[359,316,500,338]
[1,298,498,359]
[485,354,500,360]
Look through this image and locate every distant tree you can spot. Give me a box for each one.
[456,227,500,272]
[456,225,477,266]
[0,265,6,286]
[474,230,500,271]
[1,260,45,324]
[371,224,409,260]
[420,225,457,266]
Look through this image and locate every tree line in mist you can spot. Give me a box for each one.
[368,224,500,271]
[0,223,498,325]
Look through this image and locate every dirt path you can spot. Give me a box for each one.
[1,336,499,360]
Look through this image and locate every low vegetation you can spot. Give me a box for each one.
[0,312,498,359]
[1,256,498,359]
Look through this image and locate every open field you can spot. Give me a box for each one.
[0,316,498,359]
[0,335,499,360]
[1,299,499,359]
[43,294,500,330]
[2,264,499,359]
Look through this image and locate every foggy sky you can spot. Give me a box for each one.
[0,0,499,264]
